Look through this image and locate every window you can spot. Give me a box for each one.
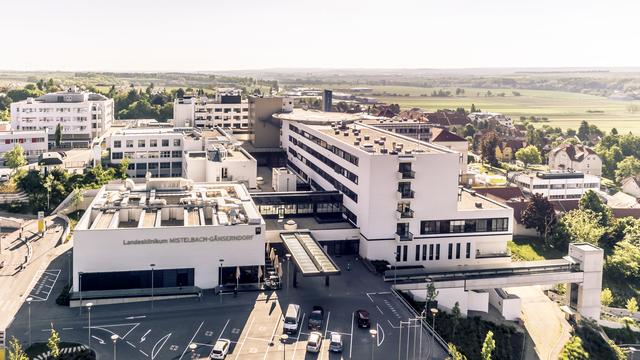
[429,244,434,261]
[172,151,182,158]
[466,243,471,259]
[420,218,509,234]
[138,140,146,147]
[113,140,121,148]
[448,243,453,260]
[126,140,134,148]
[435,244,440,260]
[422,245,427,261]
[415,245,420,261]
[450,220,465,233]
[162,139,169,147]
[455,243,461,259]
[148,163,158,169]
[112,152,123,160]
[150,139,157,147]
[396,246,401,262]
[402,245,408,262]
[160,162,171,169]
[161,151,171,158]
[173,139,181,146]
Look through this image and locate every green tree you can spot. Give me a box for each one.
[48,328,61,359]
[521,194,556,244]
[4,144,28,174]
[626,297,638,313]
[559,336,589,360]
[426,282,439,303]
[451,301,461,337]
[579,190,611,226]
[8,336,28,360]
[615,156,640,182]
[55,123,62,147]
[558,209,606,246]
[71,187,84,219]
[577,120,591,142]
[119,157,130,179]
[515,145,542,168]
[607,240,640,278]
[447,343,468,360]
[481,331,495,360]
[601,288,614,307]
[480,132,499,166]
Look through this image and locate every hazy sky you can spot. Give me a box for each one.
[1,0,637,71]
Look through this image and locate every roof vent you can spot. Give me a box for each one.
[475,202,483,208]
[361,144,374,152]
[381,136,386,141]
[380,148,388,154]
[334,130,340,135]
[343,132,349,137]
[364,135,370,141]
[354,141,360,146]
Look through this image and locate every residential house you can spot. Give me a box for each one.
[548,143,602,176]
[621,177,640,198]
[495,139,526,162]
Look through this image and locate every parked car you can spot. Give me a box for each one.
[210,339,231,359]
[306,332,323,353]
[355,309,370,328]
[329,332,343,353]
[283,304,302,334]
[0,174,9,182]
[308,305,324,330]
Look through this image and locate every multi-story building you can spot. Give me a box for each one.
[548,143,602,176]
[10,87,113,148]
[0,130,48,160]
[277,109,513,268]
[365,118,432,142]
[173,94,249,130]
[513,170,601,200]
[108,126,257,188]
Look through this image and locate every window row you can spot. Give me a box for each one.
[113,139,181,148]
[396,242,472,262]
[289,137,358,185]
[112,151,182,160]
[420,218,508,235]
[288,124,359,166]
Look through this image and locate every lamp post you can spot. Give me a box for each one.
[369,329,377,360]
[188,343,197,359]
[67,251,72,286]
[430,308,439,360]
[393,251,398,286]
[26,297,33,346]
[280,334,288,360]
[78,272,83,315]
[111,334,119,360]
[150,264,156,311]
[219,259,224,303]
[86,302,94,349]
[285,254,291,293]
[418,310,426,360]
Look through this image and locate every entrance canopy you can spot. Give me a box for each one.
[280,232,340,277]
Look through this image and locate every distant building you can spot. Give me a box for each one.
[0,130,48,161]
[430,128,468,175]
[248,96,293,149]
[621,177,640,198]
[10,87,114,148]
[366,118,432,142]
[468,112,514,128]
[322,90,332,112]
[548,143,602,176]
[496,140,526,162]
[173,94,249,130]
[426,110,470,127]
[513,170,600,200]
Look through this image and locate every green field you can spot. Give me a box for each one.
[329,85,640,134]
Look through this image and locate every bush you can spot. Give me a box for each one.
[575,320,624,360]
[369,260,390,274]
[56,284,71,306]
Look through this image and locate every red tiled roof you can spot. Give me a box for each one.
[612,208,640,219]
[549,143,597,162]
[474,187,525,202]
[431,128,466,142]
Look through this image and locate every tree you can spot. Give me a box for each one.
[601,288,614,307]
[577,121,591,142]
[426,282,439,303]
[579,190,611,226]
[558,209,606,246]
[451,302,461,337]
[47,328,61,359]
[71,187,84,219]
[55,123,62,147]
[480,132,499,166]
[607,240,640,279]
[521,194,556,244]
[447,343,468,360]
[481,331,496,360]
[119,157,130,179]
[8,336,28,360]
[176,88,185,98]
[4,144,28,174]
[515,145,542,168]
[560,336,589,360]
[627,298,639,313]
[43,174,53,211]
[615,156,640,182]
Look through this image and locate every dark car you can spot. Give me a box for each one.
[308,305,324,330]
[355,309,370,328]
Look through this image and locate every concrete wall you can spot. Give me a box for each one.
[489,289,521,321]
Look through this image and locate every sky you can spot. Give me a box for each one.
[1,0,638,72]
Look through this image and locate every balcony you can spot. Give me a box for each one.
[396,209,414,220]
[397,170,416,180]
[395,231,414,242]
[397,190,415,199]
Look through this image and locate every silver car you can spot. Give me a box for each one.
[329,332,343,352]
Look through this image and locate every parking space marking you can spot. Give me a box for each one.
[262,313,282,360]
[234,317,255,360]
[349,311,355,359]
[319,311,331,360]
[26,270,61,302]
[179,321,204,360]
[290,313,306,360]
[376,305,384,315]
[139,349,149,357]
[151,333,171,360]
[86,323,140,341]
[376,323,385,346]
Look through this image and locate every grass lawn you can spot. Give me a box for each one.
[508,236,565,261]
[324,84,640,134]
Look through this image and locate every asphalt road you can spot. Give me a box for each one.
[8,254,447,360]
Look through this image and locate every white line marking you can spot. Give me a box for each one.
[194,342,214,347]
[91,335,105,344]
[151,333,171,360]
[263,313,283,360]
[349,311,354,359]
[139,349,149,357]
[377,291,391,295]
[179,321,204,360]
[321,311,331,360]
[62,327,73,330]
[376,323,385,347]
[376,306,384,315]
[234,317,255,360]
[125,315,146,320]
[291,313,305,360]
[126,341,136,348]
[208,319,230,359]
[387,320,401,329]
[140,329,151,343]
[366,293,374,303]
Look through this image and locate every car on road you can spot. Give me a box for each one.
[329,332,343,352]
[308,305,324,330]
[355,309,370,328]
[0,174,8,182]
[306,331,323,353]
[210,339,231,359]
[283,303,302,334]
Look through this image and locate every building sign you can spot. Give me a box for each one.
[123,234,254,246]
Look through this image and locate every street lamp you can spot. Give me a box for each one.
[78,272,83,315]
[280,334,289,360]
[285,254,291,292]
[369,329,378,360]
[393,251,398,286]
[149,264,156,311]
[86,302,94,349]
[26,297,33,346]
[67,251,72,287]
[188,343,197,359]
[111,334,119,360]
[219,259,224,304]
[419,310,427,360]
[430,307,439,360]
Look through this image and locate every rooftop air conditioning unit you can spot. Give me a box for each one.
[334,130,340,135]
[380,148,388,154]
[475,202,483,208]
[364,135,370,141]
[343,132,349,136]
[354,141,360,146]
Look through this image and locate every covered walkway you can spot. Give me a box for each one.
[279,231,340,287]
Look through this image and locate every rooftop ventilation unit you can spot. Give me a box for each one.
[334,130,340,135]
[361,144,374,152]
[343,132,349,137]
[381,136,386,141]
[380,148,388,154]
[364,135,370,141]
[475,202,483,208]
[354,141,360,146]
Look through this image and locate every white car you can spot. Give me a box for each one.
[210,339,231,359]
[306,331,323,353]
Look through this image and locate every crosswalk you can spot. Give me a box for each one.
[33,345,89,360]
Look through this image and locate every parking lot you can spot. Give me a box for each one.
[9,254,447,359]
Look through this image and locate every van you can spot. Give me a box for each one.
[283,304,301,334]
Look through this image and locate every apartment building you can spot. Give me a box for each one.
[0,130,48,160]
[173,94,249,130]
[10,87,114,148]
[513,170,601,200]
[548,143,603,176]
[278,109,513,268]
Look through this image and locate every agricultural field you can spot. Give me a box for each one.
[327,85,640,134]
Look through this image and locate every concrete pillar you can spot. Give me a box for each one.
[568,243,604,320]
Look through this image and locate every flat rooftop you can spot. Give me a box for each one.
[458,188,507,210]
[78,179,262,231]
[265,216,355,231]
[274,109,364,124]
